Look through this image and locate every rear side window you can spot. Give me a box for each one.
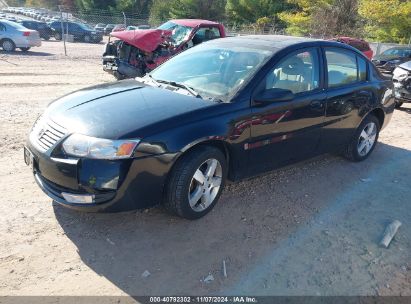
[358,57,367,81]
[0,23,5,32]
[326,48,358,88]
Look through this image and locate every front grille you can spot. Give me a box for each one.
[31,117,67,151]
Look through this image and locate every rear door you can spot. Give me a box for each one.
[248,47,327,174]
[0,22,5,41]
[319,47,372,152]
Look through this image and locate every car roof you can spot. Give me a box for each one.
[207,35,319,49]
[204,35,365,55]
[172,19,220,27]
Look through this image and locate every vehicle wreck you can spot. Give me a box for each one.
[102,19,226,79]
[393,61,411,108]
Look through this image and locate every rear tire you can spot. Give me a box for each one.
[1,39,16,52]
[343,114,380,162]
[395,101,403,109]
[83,35,91,43]
[164,146,227,219]
[54,32,62,40]
[20,47,30,52]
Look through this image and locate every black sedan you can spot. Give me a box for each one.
[372,46,411,75]
[19,20,53,40]
[49,21,103,43]
[24,36,395,219]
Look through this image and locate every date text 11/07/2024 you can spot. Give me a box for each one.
[148,296,258,303]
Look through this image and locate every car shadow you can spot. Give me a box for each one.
[397,106,411,114]
[54,142,411,296]
[0,50,53,57]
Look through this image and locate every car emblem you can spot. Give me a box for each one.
[38,128,46,138]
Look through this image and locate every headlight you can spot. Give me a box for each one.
[393,67,408,80]
[388,59,401,65]
[62,134,140,159]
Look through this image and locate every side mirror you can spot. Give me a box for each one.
[253,88,294,106]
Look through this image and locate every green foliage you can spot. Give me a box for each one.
[149,0,226,23]
[169,0,226,20]
[359,0,411,43]
[226,0,292,24]
[149,0,173,24]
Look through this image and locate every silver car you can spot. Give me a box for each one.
[0,19,41,52]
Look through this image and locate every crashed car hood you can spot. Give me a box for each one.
[399,61,411,71]
[111,29,172,52]
[44,79,214,139]
[373,54,405,62]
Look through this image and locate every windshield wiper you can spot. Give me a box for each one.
[149,76,201,98]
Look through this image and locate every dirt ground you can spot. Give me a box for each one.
[0,40,410,298]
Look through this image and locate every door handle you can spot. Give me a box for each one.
[310,100,324,109]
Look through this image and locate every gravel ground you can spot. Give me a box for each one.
[0,40,410,297]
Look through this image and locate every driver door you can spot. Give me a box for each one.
[248,47,327,175]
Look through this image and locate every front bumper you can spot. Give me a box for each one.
[103,57,144,78]
[25,142,176,212]
[393,80,411,103]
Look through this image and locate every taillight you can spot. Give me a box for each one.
[23,31,30,36]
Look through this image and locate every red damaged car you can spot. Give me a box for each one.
[103,19,226,79]
[330,37,374,60]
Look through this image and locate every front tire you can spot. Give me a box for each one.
[343,114,380,162]
[54,32,62,40]
[164,146,227,219]
[1,39,16,52]
[395,101,403,109]
[20,47,30,52]
[83,35,91,43]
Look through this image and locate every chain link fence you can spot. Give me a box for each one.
[2,5,407,57]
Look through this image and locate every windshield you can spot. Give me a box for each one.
[157,21,192,46]
[4,20,27,30]
[382,48,411,57]
[79,23,93,30]
[150,43,273,101]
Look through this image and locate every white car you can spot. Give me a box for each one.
[0,19,41,52]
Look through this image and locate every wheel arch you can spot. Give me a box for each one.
[365,107,385,129]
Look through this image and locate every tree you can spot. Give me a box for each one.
[149,0,173,24]
[169,0,226,20]
[279,0,364,37]
[359,0,411,43]
[226,0,292,24]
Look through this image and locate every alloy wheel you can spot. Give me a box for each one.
[357,122,377,157]
[188,158,222,212]
[2,40,14,52]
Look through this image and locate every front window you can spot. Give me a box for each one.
[265,48,320,94]
[382,48,411,57]
[158,21,192,46]
[150,43,273,101]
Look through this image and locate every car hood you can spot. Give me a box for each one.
[372,54,406,62]
[111,29,172,52]
[398,60,411,71]
[44,80,214,139]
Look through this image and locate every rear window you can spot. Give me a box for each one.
[326,48,358,88]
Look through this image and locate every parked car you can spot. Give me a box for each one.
[103,24,115,35]
[392,61,411,108]
[112,24,126,33]
[25,36,394,219]
[125,25,138,31]
[19,20,53,40]
[94,23,106,33]
[49,21,103,43]
[330,37,373,59]
[0,20,41,52]
[103,19,226,79]
[372,46,411,75]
